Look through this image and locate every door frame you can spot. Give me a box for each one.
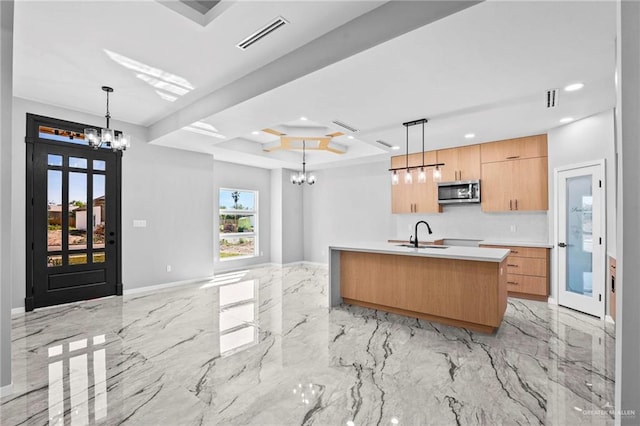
[25,113,123,311]
[553,159,606,319]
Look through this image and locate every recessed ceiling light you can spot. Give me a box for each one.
[560,117,574,123]
[348,135,354,139]
[564,83,584,92]
[391,146,400,150]
[464,133,475,139]
[300,116,308,121]
[252,131,260,135]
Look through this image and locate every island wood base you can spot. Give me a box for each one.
[339,251,508,334]
[342,298,498,334]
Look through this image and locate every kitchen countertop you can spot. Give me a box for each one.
[479,240,554,249]
[329,242,510,263]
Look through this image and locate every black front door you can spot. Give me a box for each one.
[26,114,122,310]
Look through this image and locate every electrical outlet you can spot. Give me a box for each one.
[510,225,517,233]
[166,265,172,272]
[260,251,264,256]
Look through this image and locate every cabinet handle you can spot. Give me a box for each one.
[506,156,520,159]
[507,264,518,267]
[509,200,513,210]
[511,250,519,254]
[515,199,518,210]
[507,281,519,285]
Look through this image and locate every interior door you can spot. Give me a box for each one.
[556,163,605,318]
[26,114,122,310]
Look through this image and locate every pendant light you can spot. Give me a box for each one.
[389,118,444,184]
[291,140,316,185]
[84,86,131,152]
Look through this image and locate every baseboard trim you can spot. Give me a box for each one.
[11,307,25,316]
[123,276,214,296]
[547,297,558,305]
[0,382,13,398]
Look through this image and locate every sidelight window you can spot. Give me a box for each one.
[218,189,258,260]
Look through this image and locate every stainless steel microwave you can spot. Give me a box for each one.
[437,180,481,204]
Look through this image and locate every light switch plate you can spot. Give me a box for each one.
[133,219,147,228]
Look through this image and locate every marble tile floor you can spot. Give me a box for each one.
[0,264,615,425]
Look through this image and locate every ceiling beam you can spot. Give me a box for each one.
[148,1,483,143]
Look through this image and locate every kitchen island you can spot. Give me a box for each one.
[329,243,510,333]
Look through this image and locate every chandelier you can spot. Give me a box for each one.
[84,86,131,152]
[290,140,316,185]
[390,118,443,185]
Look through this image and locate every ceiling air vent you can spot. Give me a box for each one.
[376,140,393,148]
[331,120,359,133]
[546,89,559,108]
[237,16,289,51]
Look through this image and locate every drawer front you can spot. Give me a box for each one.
[481,244,547,259]
[506,256,547,277]
[506,275,548,296]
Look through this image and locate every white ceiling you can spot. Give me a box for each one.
[13,0,617,171]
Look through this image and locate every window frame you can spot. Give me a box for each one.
[218,188,258,261]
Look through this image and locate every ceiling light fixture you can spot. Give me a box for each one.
[84,86,130,152]
[391,146,400,150]
[465,133,475,139]
[389,118,444,186]
[291,140,316,185]
[252,131,260,135]
[564,82,584,92]
[560,117,574,123]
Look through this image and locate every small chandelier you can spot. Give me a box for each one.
[84,86,131,152]
[291,140,316,185]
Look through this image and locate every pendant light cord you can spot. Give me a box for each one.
[405,124,409,170]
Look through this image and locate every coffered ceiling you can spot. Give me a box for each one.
[13,0,617,171]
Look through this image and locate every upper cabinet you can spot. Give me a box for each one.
[436,144,481,182]
[480,134,548,212]
[480,134,547,163]
[391,152,441,214]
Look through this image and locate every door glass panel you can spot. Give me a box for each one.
[69,157,87,169]
[69,253,88,265]
[92,252,105,263]
[39,126,87,145]
[47,170,63,252]
[93,160,106,171]
[69,172,87,250]
[47,154,63,166]
[47,255,63,267]
[566,175,593,296]
[93,175,106,249]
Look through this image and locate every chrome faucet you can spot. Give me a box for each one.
[410,220,433,248]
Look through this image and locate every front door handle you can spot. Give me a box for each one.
[108,240,115,245]
[558,242,567,247]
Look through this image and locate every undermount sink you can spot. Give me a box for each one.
[396,244,449,249]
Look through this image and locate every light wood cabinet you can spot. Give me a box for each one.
[391,152,441,214]
[480,134,547,163]
[481,157,548,212]
[481,244,549,301]
[437,144,481,181]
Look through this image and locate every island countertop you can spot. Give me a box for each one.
[329,242,510,263]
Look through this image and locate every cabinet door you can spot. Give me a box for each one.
[436,148,458,182]
[457,144,481,180]
[512,157,548,211]
[481,134,547,163]
[391,170,413,213]
[414,151,441,213]
[481,161,514,212]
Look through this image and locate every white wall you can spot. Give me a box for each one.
[11,98,215,308]
[0,0,13,393]
[269,168,304,264]
[617,1,640,422]
[546,110,616,302]
[213,160,271,271]
[303,161,394,263]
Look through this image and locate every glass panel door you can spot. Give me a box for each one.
[557,163,605,318]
